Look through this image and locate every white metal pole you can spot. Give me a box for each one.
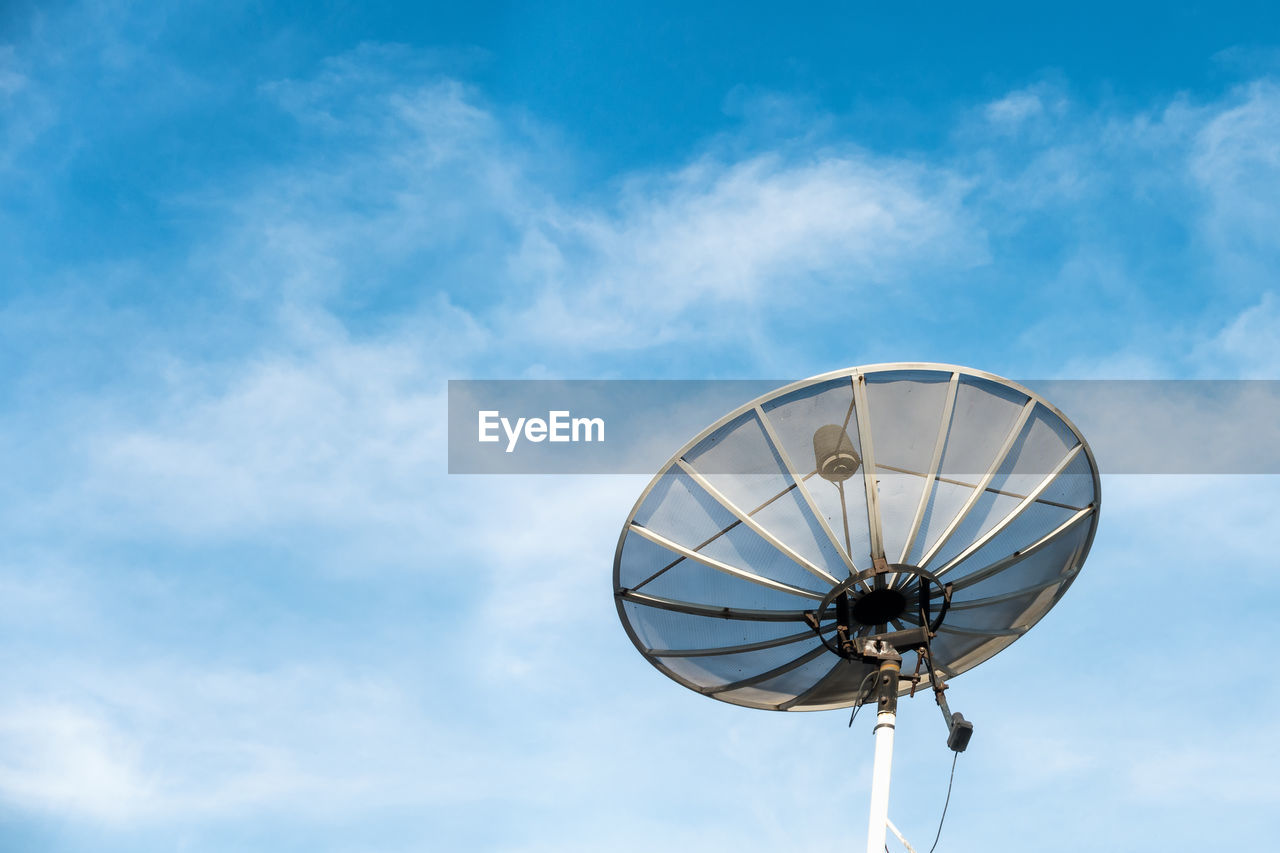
[865,660,900,853]
[865,704,896,853]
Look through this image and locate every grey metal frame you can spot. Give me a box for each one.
[675,459,840,586]
[917,398,1036,569]
[618,589,814,622]
[754,404,863,578]
[932,444,1085,577]
[777,657,865,711]
[613,362,1102,713]
[646,624,835,658]
[851,374,887,566]
[899,371,959,564]
[705,644,831,696]
[628,523,829,600]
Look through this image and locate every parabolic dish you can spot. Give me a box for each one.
[613,364,1100,711]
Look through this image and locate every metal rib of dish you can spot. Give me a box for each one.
[613,363,1101,712]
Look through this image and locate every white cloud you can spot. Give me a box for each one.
[1194,290,1280,375]
[0,704,153,821]
[182,53,987,362]
[0,663,486,822]
[1192,82,1280,284]
[511,152,984,351]
[68,336,444,550]
[985,89,1046,125]
[0,51,994,555]
[0,46,26,98]
[1124,728,1280,805]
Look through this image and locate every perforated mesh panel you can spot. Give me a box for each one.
[622,601,809,651]
[760,378,862,466]
[632,471,737,551]
[698,518,830,593]
[801,469,873,569]
[615,364,1100,712]
[908,479,975,565]
[657,636,832,690]
[746,488,851,577]
[637,556,822,611]
[925,487,1023,569]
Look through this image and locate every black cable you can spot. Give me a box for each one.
[847,669,879,727]
[927,750,959,853]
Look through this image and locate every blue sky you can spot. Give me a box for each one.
[2,1,1280,851]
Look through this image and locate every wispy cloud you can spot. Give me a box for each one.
[0,663,488,822]
[1193,81,1280,276]
[513,151,984,352]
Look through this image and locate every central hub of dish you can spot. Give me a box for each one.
[851,587,907,626]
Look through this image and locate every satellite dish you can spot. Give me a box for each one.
[613,363,1100,852]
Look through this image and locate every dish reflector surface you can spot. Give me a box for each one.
[613,364,1100,711]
